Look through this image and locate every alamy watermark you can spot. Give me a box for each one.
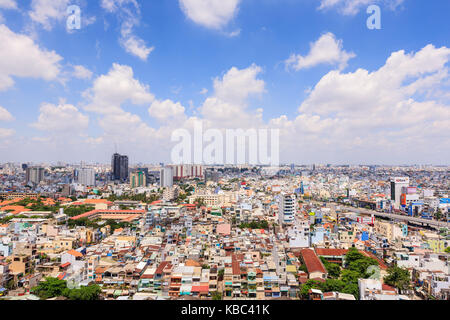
[67,5,81,30]
[171,121,280,166]
[367,5,381,30]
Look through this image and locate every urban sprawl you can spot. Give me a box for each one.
[0,156,448,301]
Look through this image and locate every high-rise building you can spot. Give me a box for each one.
[76,168,96,186]
[160,167,174,188]
[130,170,147,188]
[390,177,410,209]
[169,164,203,180]
[26,167,45,185]
[111,153,129,182]
[279,193,296,225]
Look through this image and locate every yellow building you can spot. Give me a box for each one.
[426,239,447,253]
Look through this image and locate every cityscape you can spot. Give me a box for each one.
[0,0,449,305]
[0,159,448,300]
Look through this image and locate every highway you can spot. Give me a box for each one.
[345,206,449,230]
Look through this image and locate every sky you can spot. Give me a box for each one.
[0,0,449,165]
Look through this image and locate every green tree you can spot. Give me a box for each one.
[445,247,450,253]
[321,279,345,292]
[300,279,323,299]
[383,266,411,294]
[32,277,67,299]
[212,292,222,300]
[320,257,341,279]
[342,282,359,299]
[63,285,102,300]
[326,263,341,279]
[218,269,224,281]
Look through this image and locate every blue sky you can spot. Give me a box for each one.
[0,0,449,165]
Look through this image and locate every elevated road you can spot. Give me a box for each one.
[345,206,449,230]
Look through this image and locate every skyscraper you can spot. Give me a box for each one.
[26,167,45,185]
[390,177,410,209]
[111,153,129,182]
[130,170,147,188]
[160,167,173,188]
[279,193,296,225]
[76,168,96,186]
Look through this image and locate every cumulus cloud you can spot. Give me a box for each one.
[14,44,450,164]
[273,44,450,163]
[318,0,405,15]
[0,24,62,91]
[32,102,89,133]
[0,105,14,140]
[0,106,14,122]
[83,63,154,115]
[199,64,265,128]
[285,32,355,71]
[149,100,186,123]
[179,0,241,30]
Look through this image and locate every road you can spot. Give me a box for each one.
[344,206,449,230]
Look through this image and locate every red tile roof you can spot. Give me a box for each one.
[300,249,327,274]
[315,248,348,257]
[362,251,388,270]
[70,209,145,220]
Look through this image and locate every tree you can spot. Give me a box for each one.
[383,266,411,294]
[194,198,206,208]
[212,292,222,300]
[445,247,450,254]
[218,269,224,281]
[320,257,341,279]
[326,263,341,279]
[300,279,322,299]
[435,209,443,221]
[32,277,67,300]
[342,282,359,299]
[321,279,345,293]
[63,285,102,300]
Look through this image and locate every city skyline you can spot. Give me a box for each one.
[0,1,449,164]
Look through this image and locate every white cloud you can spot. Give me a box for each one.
[0,0,17,9]
[200,64,265,128]
[83,63,154,115]
[149,100,186,123]
[0,106,14,121]
[0,24,62,91]
[272,44,450,163]
[285,32,355,71]
[72,65,93,80]
[179,0,241,30]
[318,0,404,15]
[101,0,153,61]
[121,35,154,61]
[101,0,138,12]
[32,102,89,133]
[28,0,70,30]
[0,128,14,138]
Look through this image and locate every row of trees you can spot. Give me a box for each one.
[32,277,102,300]
[238,220,270,230]
[107,193,160,203]
[68,218,131,232]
